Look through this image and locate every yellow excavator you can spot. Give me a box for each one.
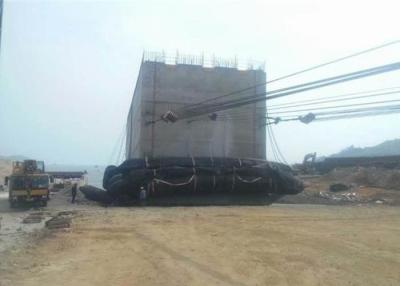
[4,160,51,208]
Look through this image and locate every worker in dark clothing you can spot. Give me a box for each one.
[71,183,78,203]
[139,186,147,206]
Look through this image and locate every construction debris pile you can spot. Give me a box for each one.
[102,157,303,200]
[327,167,400,190]
[45,212,73,230]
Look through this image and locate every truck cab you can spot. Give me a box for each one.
[5,160,50,208]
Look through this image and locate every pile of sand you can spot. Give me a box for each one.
[327,167,400,190]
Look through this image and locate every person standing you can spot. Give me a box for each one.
[139,186,147,206]
[71,183,78,203]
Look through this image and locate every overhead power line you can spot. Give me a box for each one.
[316,109,400,122]
[263,104,400,126]
[267,90,400,111]
[309,103,400,117]
[213,88,400,120]
[265,102,287,164]
[178,40,400,113]
[267,86,400,109]
[187,88,400,123]
[191,104,400,125]
[176,62,400,120]
[268,98,400,115]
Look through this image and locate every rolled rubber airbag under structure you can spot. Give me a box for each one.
[103,157,303,199]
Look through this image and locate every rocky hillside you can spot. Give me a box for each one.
[0,159,12,187]
[0,155,29,161]
[331,139,400,158]
[0,155,29,187]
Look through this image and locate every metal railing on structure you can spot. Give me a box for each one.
[142,51,265,71]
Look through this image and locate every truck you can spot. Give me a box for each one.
[4,160,51,208]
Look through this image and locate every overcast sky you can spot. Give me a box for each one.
[0,0,399,165]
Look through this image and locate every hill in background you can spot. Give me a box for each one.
[0,155,30,161]
[331,138,400,158]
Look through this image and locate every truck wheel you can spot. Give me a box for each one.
[41,200,48,207]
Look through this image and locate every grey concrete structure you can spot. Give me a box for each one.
[126,52,266,160]
[0,0,3,51]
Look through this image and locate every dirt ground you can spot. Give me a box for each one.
[1,199,400,286]
[287,175,400,205]
[1,171,400,286]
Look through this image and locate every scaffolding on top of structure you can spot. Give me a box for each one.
[142,50,265,71]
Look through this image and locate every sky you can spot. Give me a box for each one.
[0,0,399,165]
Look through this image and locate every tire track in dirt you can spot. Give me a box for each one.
[129,228,248,286]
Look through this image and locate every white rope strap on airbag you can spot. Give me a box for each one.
[236,175,262,184]
[191,155,196,167]
[154,175,195,186]
[151,169,157,193]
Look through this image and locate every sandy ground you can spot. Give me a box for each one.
[1,201,400,286]
[0,192,47,253]
[1,172,400,286]
[0,188,94,254]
